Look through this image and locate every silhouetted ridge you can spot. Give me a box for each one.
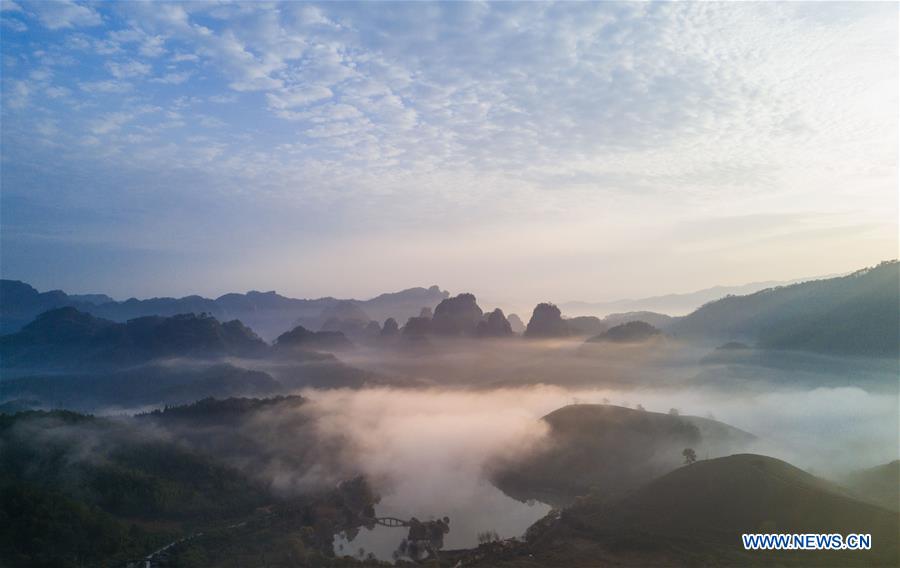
[318,300,372,336]
[0,279,450,341]
[564,316,607,336]
[274,324,353,352]
[587,320,661,343]
[0,308,267,368]
[139,395,306,423]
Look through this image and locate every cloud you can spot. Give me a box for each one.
[44,85,71,98]
[5,80,31,109]
[207,94,237,103]
[151,71,192,85]
[266,85,334,110]
[108,28,166,58]
[0,2,896,299]
[89,111,137,135]
[78,79,132,93]
[2,17,27,32]
[30,0,101,30]
[172,52,199,63]
[105,59,151,78]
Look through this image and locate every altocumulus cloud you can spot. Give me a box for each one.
[0,1,896,301]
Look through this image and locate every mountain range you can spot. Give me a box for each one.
[559,274,836,317]
[2,260,897,362]
[0,280,449,341]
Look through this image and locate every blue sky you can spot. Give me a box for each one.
[1,1,897,305]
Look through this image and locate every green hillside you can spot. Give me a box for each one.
[842,460,899,512]
[671,260,899,357]
[493,404,755,506]
[473,454,899,567]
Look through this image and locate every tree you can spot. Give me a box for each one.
[682,448,697,465]
[668,408,680,416]
[477,530,500,544]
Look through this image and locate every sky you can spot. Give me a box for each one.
[1,1,897,304]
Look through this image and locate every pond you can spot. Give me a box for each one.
[333,479,550,562]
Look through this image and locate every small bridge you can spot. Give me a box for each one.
[373,517,410,528]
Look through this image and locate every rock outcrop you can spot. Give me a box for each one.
[524,303,570,338]
[431,293,483,336]
[476,309,514,337]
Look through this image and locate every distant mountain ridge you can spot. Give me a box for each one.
[0,280,449,340]
[671,260,899,357]
[561,275,834,317]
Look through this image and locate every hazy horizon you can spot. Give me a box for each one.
[1,2,896,304]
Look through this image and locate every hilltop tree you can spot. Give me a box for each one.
[683,448,697,465]
[477,530,500,544]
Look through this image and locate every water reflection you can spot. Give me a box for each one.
[333,480,550,562]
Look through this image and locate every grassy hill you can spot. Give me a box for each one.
[472,454,899,567]
[493,404,755,506]
[841,460,899,512]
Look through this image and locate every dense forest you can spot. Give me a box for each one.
[0,405,382,567]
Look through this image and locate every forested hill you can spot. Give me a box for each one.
[670,260,899,357]
[0,307,268,369]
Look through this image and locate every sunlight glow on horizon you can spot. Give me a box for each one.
[1,1,896,303]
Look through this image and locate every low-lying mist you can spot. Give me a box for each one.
[301,383,897,491]
[5,333,896,557]
[298,378,897,558]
